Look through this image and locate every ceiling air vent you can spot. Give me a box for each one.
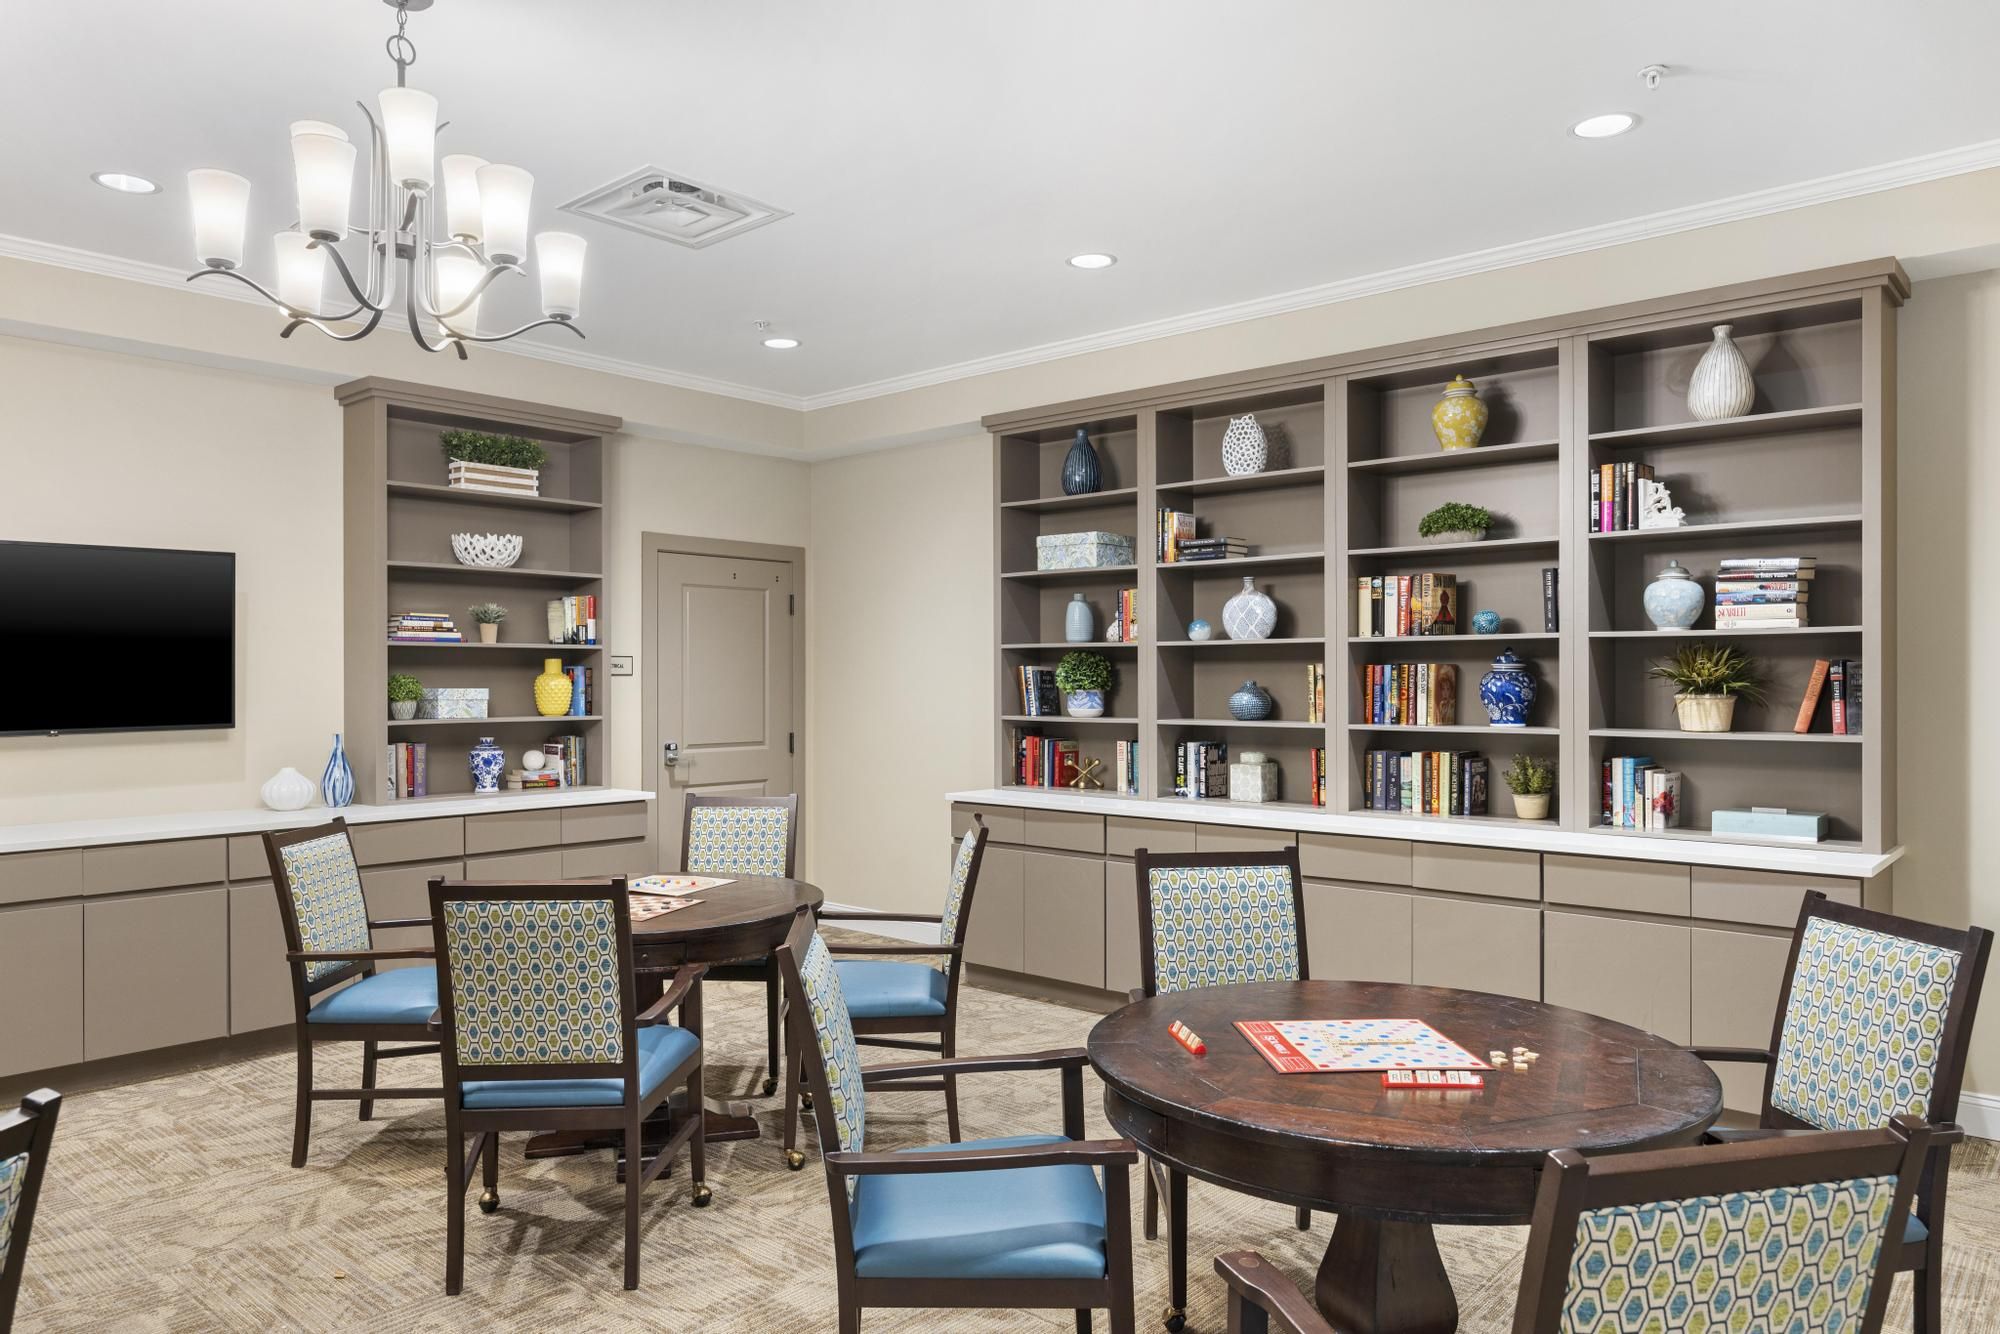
[559,168,789,249]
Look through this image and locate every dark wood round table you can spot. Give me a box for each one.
[524,874,822,1160]
[1087,979,1721,1334]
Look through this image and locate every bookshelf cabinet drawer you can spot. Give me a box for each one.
[1692,925,1794,1112]
[1023,851,1105,989]
[1194,825,1296,856]
[964,844,1025,972]
[1105,872,1142,995]
[1107,816,1194,859]
[228,835,273,881]
[351,818,464,867]
[1410,844,1539,902]
[467,809,564,855]
[228,883,292,1035]
[84,887,228,1061]
[562,802,649,846]
[82,838,226,895]
[1300,834,1411,888]
[561,841,650,880]
[0,903,83,1076]
[953,803,1026,845]
[466,849,566,878]
[1544,910,1691,1044]
[0,848,82,907]
[1411,896,1539,1000]
[1304,881,1412,983]
[1023,809,1104,854]
[1691,868,1860,928]
[1544,854,1690,916]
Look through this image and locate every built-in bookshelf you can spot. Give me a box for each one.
[338,378,622,803]
[988,261,1903,854]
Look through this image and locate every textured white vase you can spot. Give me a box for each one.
[1222,576,1277,641]
[260,766,316,812]
[1687,324,1755,421]
[1220,414,1268,476]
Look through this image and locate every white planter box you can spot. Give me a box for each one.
[447,460,541,496]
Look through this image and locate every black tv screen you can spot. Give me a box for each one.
[0,541,236,735]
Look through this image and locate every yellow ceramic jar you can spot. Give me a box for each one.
[534,658,573,717]
[1431,374,1488,450]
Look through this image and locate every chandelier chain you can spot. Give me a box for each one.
[386,3,416,87]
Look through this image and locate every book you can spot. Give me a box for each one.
[1829,659,1847,735]
[1794,659,1831,733]
[1541,567,1559,632]
[1157,509,1197,562]
[1590,466,1602,533]
[1845,659,1862,735]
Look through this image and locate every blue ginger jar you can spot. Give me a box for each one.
[1643,560,1705,630]
[320,733,355,808]
[1228,680,1274,721]
[1478,649,1538,728]
[1471,609,1501,635]
[1060,427,1101,496]
[468,736,507,794]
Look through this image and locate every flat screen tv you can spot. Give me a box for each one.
[0,541,236,735]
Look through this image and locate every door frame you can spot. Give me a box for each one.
[639,532,808,868]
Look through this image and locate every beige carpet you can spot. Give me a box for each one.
[14,953,2000,1332]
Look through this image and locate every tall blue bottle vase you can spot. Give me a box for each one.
[1061,428,1102,496]
[320,733,356,808]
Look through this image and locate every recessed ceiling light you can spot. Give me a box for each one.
[1571,113,1637,140]
[91,171,160,194]
[762,336,800,350]
[1067,253,1117,270]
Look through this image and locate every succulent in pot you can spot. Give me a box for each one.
[1647,641,1766,732]
[1502,753,1556,821]
[387,672,424,720]
[1417,501,1491,545]
[469,602,509,644]
[1055,650,1114,719]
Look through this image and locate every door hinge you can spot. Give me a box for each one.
[788,593,795,616]
[788,732,795,754]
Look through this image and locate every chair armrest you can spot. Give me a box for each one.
[638,964,707,1024]
[288,947,435,963]
[1214,1252,1334,1334]
[1686,1046,1775,1065]
[826,1138,1138,1177]
[818,910,944,924]
[860,1047,1090,1085]
[368,917,431,930]
[826,943,957,957]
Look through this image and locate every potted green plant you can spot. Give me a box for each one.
[440,429,550,496]
[1647,641,1766,732]
[1417,501,1491,545]
[469,602,509,644]
[1502,753,1556,821]
[387,672,424,720]
[1055,650,1114,718]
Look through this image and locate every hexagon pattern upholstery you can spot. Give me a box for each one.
[1146,864,1300,994]
[798,932,868,1173]
[0,1149,25,1268]
[441,898,624,1067]
[277,833,371,983]
[938,828,979,947]
[685,804,792,877]
[1770,918,1963,1131]
[1562,1174,1897,1332]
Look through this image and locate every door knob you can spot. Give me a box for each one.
[663,740,680,767]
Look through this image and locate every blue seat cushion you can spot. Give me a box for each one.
[834,960,949,1019]
[1906,1215,1929,1246]
[305,967,439,1026]
[850,1134,1108,1280]
[460,1024,699,1109]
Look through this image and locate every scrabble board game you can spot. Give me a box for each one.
[630,874,735,893]
[1233,1018,1491,1074]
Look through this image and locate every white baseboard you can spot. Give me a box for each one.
[1956,1090,2000,1141]
[816,900,939,946]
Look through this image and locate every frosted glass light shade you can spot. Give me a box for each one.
[274,231,326,314]
[377,87,439,191]
[289,121,354,239]
[440,153,487,241]
[434,253,483,337]
[188,169,251,269]
[535,231,586,319]
[475,163,532,265]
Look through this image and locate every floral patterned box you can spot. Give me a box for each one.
[419,687,490,720]
[1035,530,1136,571]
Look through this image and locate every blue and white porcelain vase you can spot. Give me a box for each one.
[319,733,355,808]
[1478,649,1538,728]
[1643,560,1705,630]
[1064,592,1095,643]
[1187,618,1213,642]
[468,736,506,794]
[1228,680,1274,721]
[1222,577,1277,641]
[1063,689,1105,719]
[1471,609,1501,635]
[1061,427,1101,496]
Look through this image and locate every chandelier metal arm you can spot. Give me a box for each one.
[185,266,293,309]
[452,316,586,345]
[312,238,388,317]
[402,260,466,356]
[281,305,388,343]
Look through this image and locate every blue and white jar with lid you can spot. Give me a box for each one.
[468,737,507,794]
[1478,649,1538,728]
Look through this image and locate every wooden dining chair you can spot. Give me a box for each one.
[1133,846,1311,1334]
[0,1089,61,1334]
[1689,892,1992,1334]
[428,878,709,1293]
[262,819,442,1167]
[775,910,1138,1334]
[681,792,800,1097]
[1218,1115,1942,1334]
[783,815,990,1166]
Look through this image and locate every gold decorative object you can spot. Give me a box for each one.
[533,657,573,717]
[1068,757,1105,790]
[1430,373,1488,450]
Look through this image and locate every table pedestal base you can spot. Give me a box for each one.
[1315,1215,1458,1334]
[521,1092,762,1163]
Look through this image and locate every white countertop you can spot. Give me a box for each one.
[0,787,655,855]
[947,787,1903,879]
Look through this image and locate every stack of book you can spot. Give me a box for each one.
[1156,509,1196,562]
[388,612,462,643]
[1308,747,1327,807]
[1362,750,1487,816]
[1112,739,1141,796]
[1015,665,1060,716]
[1793,658,1864,735]
[1113,587,1139,642]
[1175,740,1229,798]
[1355,574,1458,636]
[1305,663,1326,724]
[562,664,594,716]
[1591,461,1657,532]
[1600,755,1681,829]
[548,595,599,645]
[1012,732,1079,787]
[506,765,561,791]
[542,734,587,787]
[382,742,429,799]
[1362,663,1458,727]
[1715,557,1812,629]
[1175,537,1249,563]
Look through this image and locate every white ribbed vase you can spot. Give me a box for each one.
[1687,324,1755,421]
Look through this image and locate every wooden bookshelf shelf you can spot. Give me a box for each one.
[1348,536,1558,560]
[1157,465,1326,496]
[1584,825,1868,853]
[387,640,606,652]
[387,560,605,583]
[388,715,605,728]
[1344,808,1558,830]
[1590,727,1862,744]
[999,487,1141,513]
[385,480,604,513]
[1000,564,1140,581]
[1350,632,1560,647]
[1352,723,1561,736]
[1587,626,1861,639]
[1346,439,1559,475]
[1001,715,1139,725]
[1163,718,1327,731]
[1003,641,1140,651]
[1160,637,1325,649]
[1587,514,1863,544]
[1587,404,1863,449]
[1158,551,1324,572]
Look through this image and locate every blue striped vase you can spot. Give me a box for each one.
[320,732,355,808]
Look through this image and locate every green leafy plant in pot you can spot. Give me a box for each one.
[440,429,549,493]
[1055,650,1114,718]
[1502,753,1556,821]
[1417,501,1491,545]
[387,672,424,721]
[469,602,509,644]
[1647,641,1766,732]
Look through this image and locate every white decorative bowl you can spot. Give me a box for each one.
[450,532,524,568]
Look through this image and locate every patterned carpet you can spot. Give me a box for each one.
[13,951,2000,1332]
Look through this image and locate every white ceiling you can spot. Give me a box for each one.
[8,1,2000,405]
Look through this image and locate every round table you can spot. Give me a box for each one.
[524,874,822,1160]
[1087,979,1721,1334]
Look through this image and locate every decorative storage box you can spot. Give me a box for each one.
[419,686,491,720]
[1228,753,1279,804]
[1035,530,1136,571]
[1711,807,1828,843]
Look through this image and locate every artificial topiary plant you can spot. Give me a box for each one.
[387,673,424,703]
[1417,501,1492,539]
[1055,650,1114,695]
[1502,753,1556,796]
[439,429,548,472]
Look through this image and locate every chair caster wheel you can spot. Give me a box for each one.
[1163,1307,1186,1332]
[784,1149,806,1171]
[478,1188,499,1215]
[692,1183,713,1208]
[762,1076,779,1096]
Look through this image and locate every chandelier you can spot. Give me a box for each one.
[184,0,586,359]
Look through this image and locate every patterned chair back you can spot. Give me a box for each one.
[1515,1119,1933,1334]
[775,913,868,1193]
[1134,849,1307,996]
[263,819,372,989]
[682,794,798,879]
[0,1089,60,1331]
[938,819,989,950]
[429,882,635,1086]
[1765,896,1992,1132]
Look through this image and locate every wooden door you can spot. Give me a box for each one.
[655,553,797,870]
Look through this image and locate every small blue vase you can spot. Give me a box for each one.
[1064,592,1095,643]
[1643,560,1705,630]
[468,737,507,794]
[1228,680,1274,721]
[1061,428,1101,496]
[1471,609,1501,635]
[1478,649,1538,728]
[320,733,355,808]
